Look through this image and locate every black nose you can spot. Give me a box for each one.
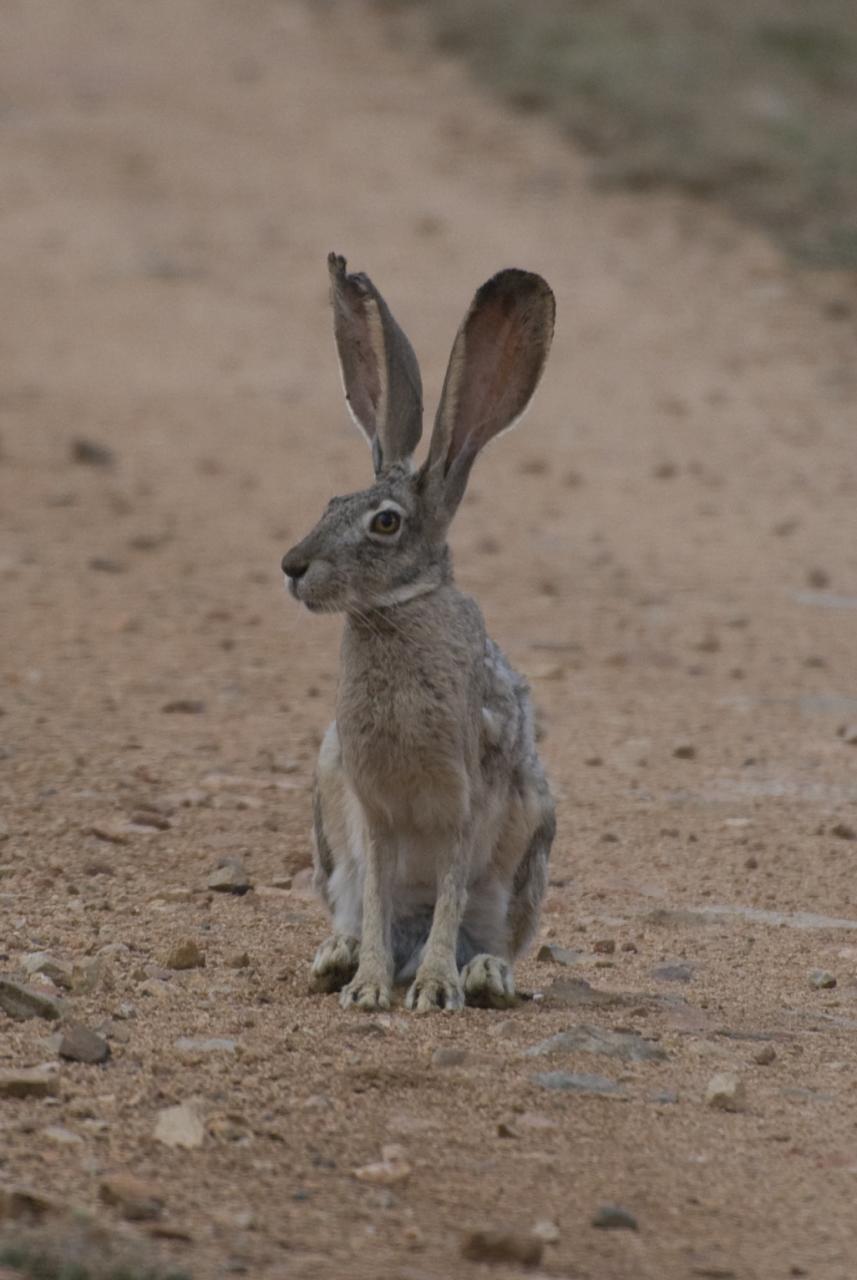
[281,552,308,580]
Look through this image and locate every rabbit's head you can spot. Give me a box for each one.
[282,253,554,614]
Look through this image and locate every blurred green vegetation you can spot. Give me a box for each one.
[393,0,857,265]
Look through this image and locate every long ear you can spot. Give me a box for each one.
[422,268,554,518]
[327,252,423,475]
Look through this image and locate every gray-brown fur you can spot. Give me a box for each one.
[283,253,556,1012]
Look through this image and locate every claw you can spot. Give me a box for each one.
[340,974,392,1012]
[405,971,465,1013]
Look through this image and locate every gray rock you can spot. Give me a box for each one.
[753,1044,777,1066]
[21,953,74,989]
[0,1068,60,1099]
[809,970,837,990]
[208,859,252,895]
[51,1023,111,1064]
[783,1086,834,1103]
[543,977,630,1010]
[0,977,64,1021]
[525,1024,666,1063]
[652,963,695,983]
[533,1071,626,1097]
[592,1204,638,1231]
[174,1036,236,1054]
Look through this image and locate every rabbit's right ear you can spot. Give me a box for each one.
[422,269,554,520]
[328,253,423,475]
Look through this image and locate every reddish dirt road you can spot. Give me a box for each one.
[1,3,857,1278]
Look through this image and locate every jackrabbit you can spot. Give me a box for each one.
[282,253,556,1012]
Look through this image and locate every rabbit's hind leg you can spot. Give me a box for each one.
[461,952,516,1008]
[458,874,517,1008]
[506,781,556,960]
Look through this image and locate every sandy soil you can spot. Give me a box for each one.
[1,3,857,1278]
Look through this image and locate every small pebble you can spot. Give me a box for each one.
[99,1173,164,1221]
[161,699,206,715]
[208,860,252,894]
[0,1069,60,1100]
[51,1023,111,1065]
[461,1230,544,1267]
[21,953,74,990]
[354,1147,411,1186]
[535,943,579,966]
[705,1072,747,1112]
[591,1204,638,1231]
[72,438,114,467]
[431,1047,467,1069]
[593,938,616,955]
[163,938,205,971]
[652,963,694,983]
[809,970,836,990]
[154,1102,205,1149]
[402,1223,425,1250]
[673,743,696,760]
[753,1044,777,1066]
[174,1037,236,1055]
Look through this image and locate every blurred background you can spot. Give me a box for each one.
[1,3,856,1280]
[398,0,857,266]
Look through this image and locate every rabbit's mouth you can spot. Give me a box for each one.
[285,573,345,615]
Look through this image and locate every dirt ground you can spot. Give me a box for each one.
[1,3,857,1278]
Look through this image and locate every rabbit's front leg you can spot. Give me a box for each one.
[405,836,469,1012]
[340,831,394,1012]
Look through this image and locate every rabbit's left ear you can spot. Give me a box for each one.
[422,269,554,518]
[328,253,423,475]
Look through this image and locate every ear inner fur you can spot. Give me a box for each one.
[327,252,423,474]
[425,268,555,513]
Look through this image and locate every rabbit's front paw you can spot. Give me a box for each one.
[461,954,516,1008]
[310,933,360,993]
[340,970,392,1012]
[405,966,465,1013]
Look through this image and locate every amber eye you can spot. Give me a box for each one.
[369,509,401,536]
